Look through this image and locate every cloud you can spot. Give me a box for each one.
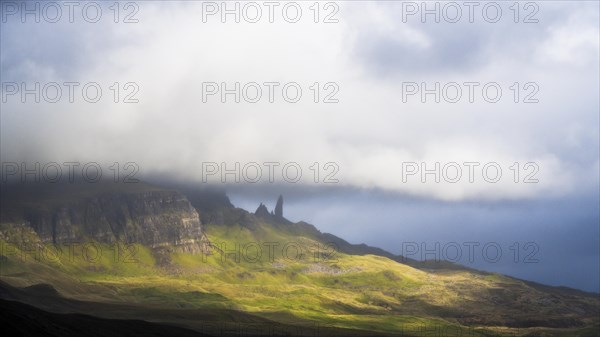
[1,1,598,202]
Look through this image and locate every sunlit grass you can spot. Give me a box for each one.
[1,219,598,337]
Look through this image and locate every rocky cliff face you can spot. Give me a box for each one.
[0,183,210,254]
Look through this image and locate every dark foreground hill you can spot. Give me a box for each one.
[0,297,210,337]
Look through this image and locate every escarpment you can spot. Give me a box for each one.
[0,183,210,254]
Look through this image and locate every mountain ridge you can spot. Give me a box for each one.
[1,181,599,336]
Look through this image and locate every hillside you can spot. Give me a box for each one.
[0,181,598,337]
[0,296,209,337]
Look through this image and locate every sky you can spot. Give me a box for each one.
[1,1,599,291]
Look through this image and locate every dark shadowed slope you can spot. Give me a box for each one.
[0,298,210,337]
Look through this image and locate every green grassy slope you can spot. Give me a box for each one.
[0,183,598,337]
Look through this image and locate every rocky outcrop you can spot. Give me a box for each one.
[274,195,283,218]
[254,195,286,221]
[254,203,270,217]
[178,187,233,226]
[1,184,210,254]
